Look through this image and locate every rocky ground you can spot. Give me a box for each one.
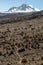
[0,12,43,65]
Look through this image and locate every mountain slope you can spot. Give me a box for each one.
[0,10,43,24]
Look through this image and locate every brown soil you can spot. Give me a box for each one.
[0,11,43,65]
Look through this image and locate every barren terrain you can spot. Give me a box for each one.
[0,11,43,65]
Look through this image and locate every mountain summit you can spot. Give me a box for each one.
[3,4,40,13]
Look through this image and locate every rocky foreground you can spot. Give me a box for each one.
[0,11,43,65]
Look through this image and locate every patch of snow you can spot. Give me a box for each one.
[29,5,33,8]
[35,8,40,11]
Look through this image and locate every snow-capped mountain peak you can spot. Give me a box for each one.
[6,4,40,13]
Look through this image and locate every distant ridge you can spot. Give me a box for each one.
[5,4,40,13]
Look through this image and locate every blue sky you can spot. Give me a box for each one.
[0,0,43,12]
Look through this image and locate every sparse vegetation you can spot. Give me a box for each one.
[0,11,43,65]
